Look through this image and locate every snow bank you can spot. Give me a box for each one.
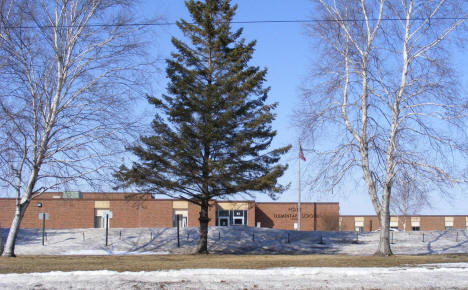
[0,264,467,289]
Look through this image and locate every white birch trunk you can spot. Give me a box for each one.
[2,199,29,257]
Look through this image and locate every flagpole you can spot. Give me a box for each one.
[298,141,301,231]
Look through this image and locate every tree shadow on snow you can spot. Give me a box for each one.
[426,230,468,254]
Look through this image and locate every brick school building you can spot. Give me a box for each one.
[0,192,339,231]
[0,192,466,231]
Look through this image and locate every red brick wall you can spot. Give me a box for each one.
[0,198,173,229]
[454,216,467,229]
[340,216,354,231]
[247,203,256,226]
[187,201,217,227]
[419,216,443,230]
[110,200,173,228]
[0,199,15,228]
[316,203,340,231]
[187,202,200,227]
[367,217,380,231]
[255,202,339,231]
[0,199,95,229]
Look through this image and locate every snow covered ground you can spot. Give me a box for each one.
[1,264,468,289]
[1,226,468,289]
[3,226,468,255]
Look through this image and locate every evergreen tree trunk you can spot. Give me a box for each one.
[196,199,210,254]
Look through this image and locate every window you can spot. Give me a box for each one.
[445,217,454,230]
[355,217,364,232]
[411,217,420,231]
[390,217,399,229]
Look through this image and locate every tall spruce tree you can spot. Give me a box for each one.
[116,0,290,254]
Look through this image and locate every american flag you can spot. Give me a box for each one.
[299,144,306,161]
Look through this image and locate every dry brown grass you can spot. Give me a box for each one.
[1,254,468,274]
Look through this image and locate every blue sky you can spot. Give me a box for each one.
[136,0,468,215]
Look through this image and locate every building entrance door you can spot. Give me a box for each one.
[94,209,109,228]
[233,216,244,225]
[218,217,229,226]
[233,210,244,225]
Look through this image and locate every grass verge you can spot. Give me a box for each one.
[1,254,468,274]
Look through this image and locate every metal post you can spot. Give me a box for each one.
[83,232,85,241]
[391,231,394,244]
[298,141,301,231]
[105,214,109,247]
[252,232,255,241]
[41,213,45,246]
[218,231,220,240]
[422,233,425,243]
[456,231,459,242]
[177,214,180,248]
[287,232,290,244]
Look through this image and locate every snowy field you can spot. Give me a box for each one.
[3,226,468,255]
[1,226,468,289]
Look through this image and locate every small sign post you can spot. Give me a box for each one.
[103,211,113,246]
[38,213,49,246]
[176,215,180,248]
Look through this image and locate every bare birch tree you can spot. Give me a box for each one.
[298,0,467,255]
[0,0,155,257]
